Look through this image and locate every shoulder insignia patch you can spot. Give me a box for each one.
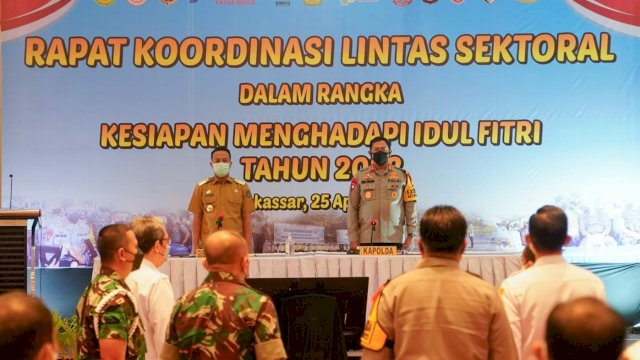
[361,282,390,352]
[403,172,417,202]
[198,178,212,186]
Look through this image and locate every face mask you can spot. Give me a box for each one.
[372,151,389,166]
[124,248,144,271]
[212,162,230,177]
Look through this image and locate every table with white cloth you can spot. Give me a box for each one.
[93,252,521,315]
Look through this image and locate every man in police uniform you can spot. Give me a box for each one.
[347,136,417,250]
[361,205,517,359]
[189,146,255,254]
[76,224,146,359]
[161,230,287,360]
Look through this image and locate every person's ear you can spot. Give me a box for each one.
[34,342,57,360]
[563,235,571,246]
[525,234,533,247]
[117,248,126,262]
[532,341,548,360]
[155,240,165,252]
[242,256,249,275]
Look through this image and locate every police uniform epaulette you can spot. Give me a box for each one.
[234,178,246,185]
[197,178,213,186]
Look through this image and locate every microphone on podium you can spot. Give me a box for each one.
[216,214,224,230]
[9,174,14,209]
[369,217,378,244]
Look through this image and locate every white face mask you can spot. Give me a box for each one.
[212,162,230,177]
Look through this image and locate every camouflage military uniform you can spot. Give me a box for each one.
[163,271,286,360]
[188,176,255,240]
[76,267,146,359]
[347,164,418,244]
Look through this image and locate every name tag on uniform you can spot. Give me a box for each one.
[359,246,397,256]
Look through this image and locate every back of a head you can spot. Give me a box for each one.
[529,205,568,252]
[546,297,626,360]
[97,223,131,262]
[420,205,467,253]
[204,230,248,268]
[130,216,165,254]
[0,292,53,359]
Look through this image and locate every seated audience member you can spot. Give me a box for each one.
[533,297,625,360]
[126,216,175,360]
[0,291,58,360]
[500,205,606,360]
[361,205,517,359]
[162,230,286,360]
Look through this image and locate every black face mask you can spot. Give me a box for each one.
[372,151,389,166]
[124,248,144,271]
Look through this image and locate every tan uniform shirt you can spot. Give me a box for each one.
[347,164,417,244]
[361,257,517,360]
[188,176,255,240]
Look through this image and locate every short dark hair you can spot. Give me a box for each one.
[97,223,131,261]
[368,136,391,151]
[529,205,568,252]
[211,146,231,159]
[0,292,53,360]
[130,216,165,254]
[420,205,468,253]
[546,297,625,360]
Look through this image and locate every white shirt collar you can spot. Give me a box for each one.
[533,254,567,267]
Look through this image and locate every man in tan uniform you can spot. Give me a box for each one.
[361,205,517,360]
[347,136,417,250]
[189,146,255,254]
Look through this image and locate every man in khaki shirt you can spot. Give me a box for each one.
[347,136,417,251]
[361,205,517,360]
[189,146,255,254]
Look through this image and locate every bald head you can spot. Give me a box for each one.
[0,292,54,359]
[204,230,248,269]
[546,297,625,360]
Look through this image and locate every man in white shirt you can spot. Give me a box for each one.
[126,216,175,360]
[500,205,606,360]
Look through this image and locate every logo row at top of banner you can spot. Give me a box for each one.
[95,0,538,7]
